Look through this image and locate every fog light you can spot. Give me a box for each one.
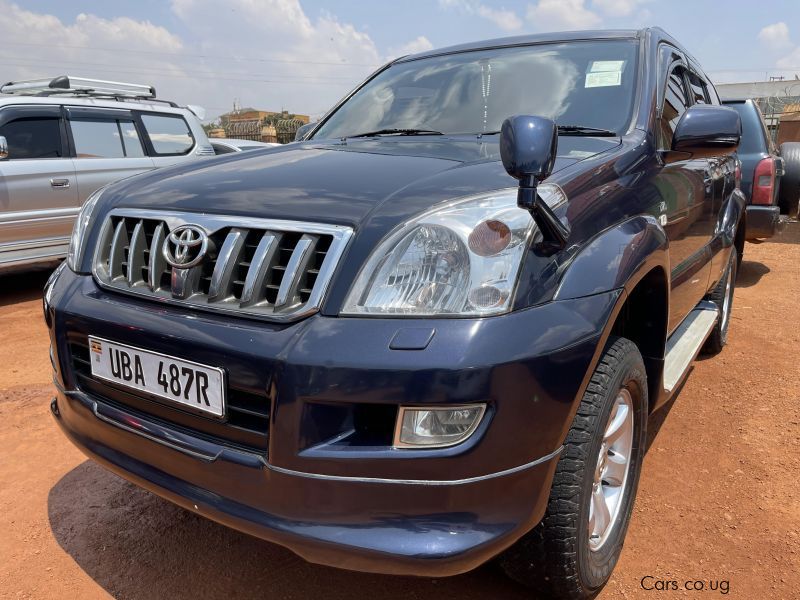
[394,404,486,448]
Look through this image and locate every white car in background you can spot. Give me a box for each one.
[209,138,280,155]
[0,76,214,273]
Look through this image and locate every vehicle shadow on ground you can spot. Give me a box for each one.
[644,386,682,453]
[48,461,535,600]
[736,260,770,288]
[0,268,53,307]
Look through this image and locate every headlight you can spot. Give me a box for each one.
[66,188,105,273]
[394,404,486,448]
[342,184,566,316]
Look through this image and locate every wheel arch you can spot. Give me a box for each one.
[734,208,746,261]
[555,215,671,413]
[720,188,746,248]
[607,266,669,410]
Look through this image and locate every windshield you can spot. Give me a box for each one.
[313,39,639,139]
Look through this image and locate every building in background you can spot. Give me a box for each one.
[214,106,311,144]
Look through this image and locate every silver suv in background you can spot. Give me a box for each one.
[0,76,213,273]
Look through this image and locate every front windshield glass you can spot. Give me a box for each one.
[313,39,639,139]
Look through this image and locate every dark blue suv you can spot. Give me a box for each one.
[46,28,744,599]
[723,98,784,240]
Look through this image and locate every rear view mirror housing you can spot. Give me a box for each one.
[666,105,741,163]
[0,135,8,160]
[499,115,568,251]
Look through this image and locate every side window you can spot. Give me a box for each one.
[140,114,194,155]
[659,66,690,149]
[0,117,63,159]
[687,72,710,105]
[70,119,146,159]
[119,121,145,157]
[71,119,124,158]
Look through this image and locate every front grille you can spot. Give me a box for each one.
[69,339,271,452]
[92,209,352,320]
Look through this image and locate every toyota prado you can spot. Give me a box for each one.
[45,28,744,599]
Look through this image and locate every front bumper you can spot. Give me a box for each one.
[745,205,781,239]
[46,268,620,576]
[52,387,560,576]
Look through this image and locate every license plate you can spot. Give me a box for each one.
[88,336,225,417]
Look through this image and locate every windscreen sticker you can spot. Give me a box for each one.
[589,60,626,73]
[585,71,622,88]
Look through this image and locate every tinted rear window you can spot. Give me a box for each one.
[70,118,146,158]
[726,102,767,154]
[141,114,194,155]
[71,119,125,158]
[0,117,63,159]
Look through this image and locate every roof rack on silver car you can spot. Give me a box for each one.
[0,75,178,107]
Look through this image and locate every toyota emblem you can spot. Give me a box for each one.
[163,225,209,269]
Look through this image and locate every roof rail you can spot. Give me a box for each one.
[0,75,175,105]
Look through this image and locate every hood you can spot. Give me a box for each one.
[103,135,620,228]
[94,134,623,317]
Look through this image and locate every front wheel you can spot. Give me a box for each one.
[499,337,648,599]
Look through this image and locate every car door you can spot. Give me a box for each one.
[0,105,78,259]
[137,112,199,168]
[66,107,155,205]
[653,53,716,333]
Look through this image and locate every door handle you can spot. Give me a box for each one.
[50,178,70,188]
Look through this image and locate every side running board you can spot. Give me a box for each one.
[662,300,719,393]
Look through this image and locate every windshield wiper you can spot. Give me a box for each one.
[346,128,444,138]
[475,125,618,137]
[556,125,618,136]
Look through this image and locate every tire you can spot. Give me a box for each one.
[702,246,737,355]
[499,337,648,599]
[779,142,800,217]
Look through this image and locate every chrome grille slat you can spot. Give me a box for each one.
[93,209,353,322]
[108,219,129,280]
[275,234,316,309]
[171,265,202,300]
[127,221,146,286]
[241,232,280,306]
[148,222,167,291]
[208,228,246,302]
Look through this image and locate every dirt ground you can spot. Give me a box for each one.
[1,225,798,600]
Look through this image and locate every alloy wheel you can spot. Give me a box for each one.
[588,388,634,551]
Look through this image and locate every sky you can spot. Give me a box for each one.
[4,0,800,121]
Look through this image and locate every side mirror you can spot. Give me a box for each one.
[667,105,741,163]
[295,122,317,142]
[0,136,8,160]
[499,115,568,250]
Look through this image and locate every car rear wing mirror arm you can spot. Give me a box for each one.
[499,115,569,252]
